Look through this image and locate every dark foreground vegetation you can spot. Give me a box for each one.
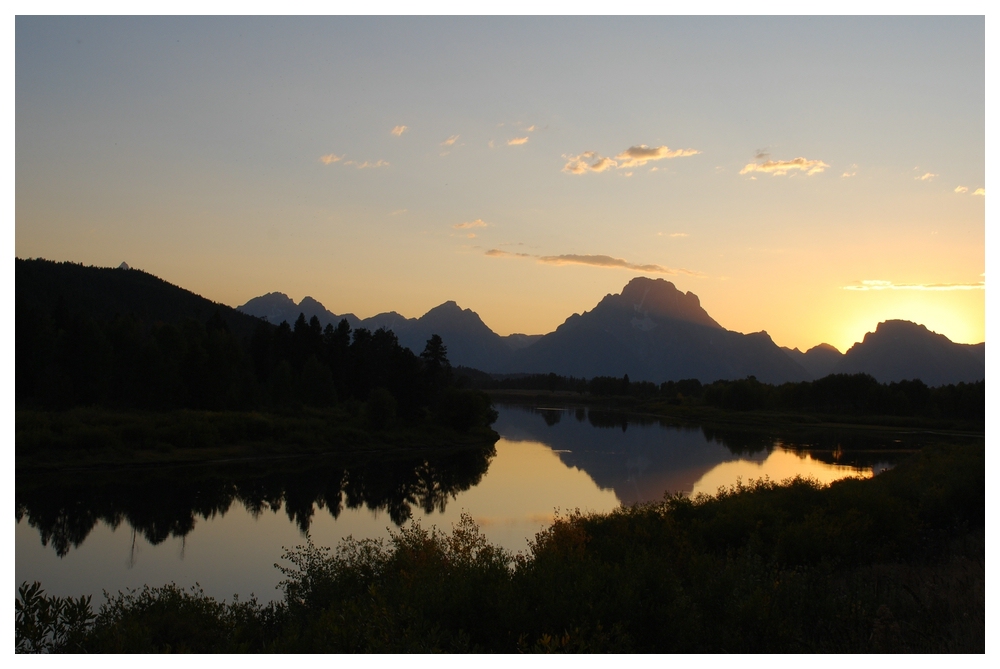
[17,442,983,653]
[463,369,984,429]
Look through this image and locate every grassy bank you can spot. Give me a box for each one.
[487,389,986,435]
[16,406,499,471]
[17,442,984,653]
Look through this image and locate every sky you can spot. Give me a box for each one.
[14,16,986,352]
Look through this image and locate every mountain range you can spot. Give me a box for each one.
[238,276,985,387]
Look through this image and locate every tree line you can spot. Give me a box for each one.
[462,370,983,422]
[16,301,496,431]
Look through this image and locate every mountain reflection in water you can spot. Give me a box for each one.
[494,404,902,506]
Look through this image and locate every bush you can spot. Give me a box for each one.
[364,388,397,429]
[434,389,498,432]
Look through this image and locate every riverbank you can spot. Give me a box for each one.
[486,389,986,436]
[16,407,499,472]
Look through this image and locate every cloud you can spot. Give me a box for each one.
[564,144,699,175]
[740,157,829,176]
[390,209,407,216]
[955,186,969,193]
[344,159,389,169]
[485,248,700,276]
[562,153,618,174]
[320,153,344,165]
[524,124,537,132]
[561,158,589,175]
[842,171,857,178]
[973,188,985,196]
[391,125,408,136]
[589,157,617,172]
[614,145,701,168]
[915,172,937,181]
[660,232,688,238]
[754,148,770,160]
[454,218,489,230]
[441,135,459,146]
[508,137,529,146]
[843,279,985,292]
[488,140,496,149]
[485,248,532,258]
[538,254,680,274]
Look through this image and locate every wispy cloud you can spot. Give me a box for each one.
[615,145,701,168]
[955,186,969,193]
[973,188,985,196]
[657,232,689,238]
[344,159,389,169]
[843,279,984,292]
[487,140,496,149]
[740,157,829,176]
[322,154,387,169]
[391,125,408,136]
[485,249,532,258]
[524,124,537,132]
[454,218,489,230]
[441,135,459,146]
[390,209,407,216]
[564,144,700,175]
[508,137,529,146]
[485,249,700,276]
[915,172,937,181]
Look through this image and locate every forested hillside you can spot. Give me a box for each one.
[16,259,495,432]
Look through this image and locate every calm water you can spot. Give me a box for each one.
[16,404,898,603]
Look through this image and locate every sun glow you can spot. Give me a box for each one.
[832,294,984,352]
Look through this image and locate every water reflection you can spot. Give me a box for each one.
[689,447,876,498]
[494,404,908,505]
[16,446,494,558]
[16,404,941,603]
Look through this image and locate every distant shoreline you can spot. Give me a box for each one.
[486,389,986,436]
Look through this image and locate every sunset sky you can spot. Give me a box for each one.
[15,16,985,352]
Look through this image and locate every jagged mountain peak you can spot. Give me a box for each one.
[600,276,722,329]
[252,291,295,303]
[424,300,464,315]
[849,320,941,352]
[298,295,328,310]
[807,342,841,354]
[836,319,983,385]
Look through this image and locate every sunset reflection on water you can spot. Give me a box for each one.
[16,405,891,603]
[689,446,873,498]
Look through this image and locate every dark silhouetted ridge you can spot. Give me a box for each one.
[18,258,265,339]
[834,320,984,386]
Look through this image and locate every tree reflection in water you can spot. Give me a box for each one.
[16,445,495,557]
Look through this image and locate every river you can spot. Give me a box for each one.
[16,403,900,603]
